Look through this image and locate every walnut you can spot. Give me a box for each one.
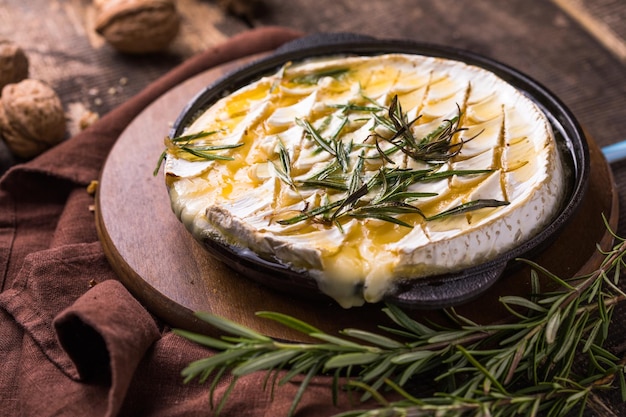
[94,0,181,54]
[0,79,66,159]
[0,39,29,90]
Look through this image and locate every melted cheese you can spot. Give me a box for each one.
[164,54,565,308]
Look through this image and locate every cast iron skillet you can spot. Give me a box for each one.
[169,33,590,309]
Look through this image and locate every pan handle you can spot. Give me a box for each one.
[385,260,508,310]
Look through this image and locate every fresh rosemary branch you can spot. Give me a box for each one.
[276,95,504,227]
[369,97,476,164]
[153,129,242,176]
[278,166,503,227]
[175,221,626,417]
[155,91,504,227]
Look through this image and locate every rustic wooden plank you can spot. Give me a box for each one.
[552,0,626,63]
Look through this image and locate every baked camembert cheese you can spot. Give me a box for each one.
[162,53,565,308]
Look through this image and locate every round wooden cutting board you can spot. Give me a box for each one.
[95,56,619,341]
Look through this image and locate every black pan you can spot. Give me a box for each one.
[169,33,589,309]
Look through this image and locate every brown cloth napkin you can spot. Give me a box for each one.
[0,27,369,417]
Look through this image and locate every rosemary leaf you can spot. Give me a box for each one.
[194,311,271,342]
[310,333,371,350]
[256,311,323,335]
[272,141,295,188]
[426,199,510,221]
[347,151,365,195]
[387,95,420,150]
[348,201,424,216]
[277,199,344,225]
[583,319,604,353]
[306,159,341,181]
[340,329,405,349]
[457,345,509,395]
[181,348,256,380]
[545,309,562,345]
[289,362,324,417]
[324,352,381,369]
[391,350,435,365]
[297,118,337,156]
[423,168,493,180]
[153,150,166,176]
[499,296,548,313]
[298,179,349,191]
[233,350,299,376]
[170,129,220,143]
[347,213,414,228]
[382,303,436,337]
[215,376,239,416]
[331,183,369,221]
[382,191,439,201]
[328,103,385,113]
[180,146,237,161]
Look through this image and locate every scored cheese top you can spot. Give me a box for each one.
[164,53,565,308]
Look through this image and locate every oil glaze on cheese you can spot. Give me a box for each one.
[164,54,565,308]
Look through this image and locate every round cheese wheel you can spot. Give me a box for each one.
[164,53,565,308]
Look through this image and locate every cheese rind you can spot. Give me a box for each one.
[164,54,565,308]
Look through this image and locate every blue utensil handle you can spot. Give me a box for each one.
[602,141,626,164]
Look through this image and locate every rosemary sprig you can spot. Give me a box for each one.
[371,99,473,163]
[297,118,351,171]
[156,95,500,227]
[272,140,295,189]
[274,199,345,226]
[279,166,500,227]
[425,199,510,221]
[153,129,242,176]
[176,219,626,417]
[278,95,498,227]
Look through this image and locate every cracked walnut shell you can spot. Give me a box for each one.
[0,79,66,159]
[94,0,181,54]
